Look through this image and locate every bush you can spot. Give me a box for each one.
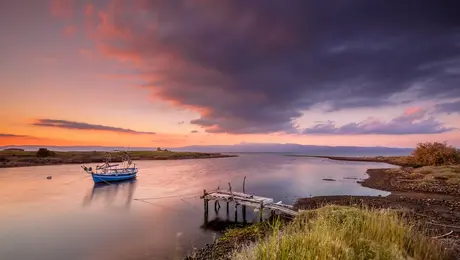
[411,142,460,166]
[36,148,55,158]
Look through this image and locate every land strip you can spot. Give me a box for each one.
[288,154,416,167]
[0,150,236,168]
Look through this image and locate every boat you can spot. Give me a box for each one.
[81,151,138,184]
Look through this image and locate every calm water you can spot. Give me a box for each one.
[0,154,396,260]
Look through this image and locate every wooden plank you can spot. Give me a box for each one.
[207,190,274,204]
[265,203,298,216]
[202,190,298,217]
[205,194,270,206]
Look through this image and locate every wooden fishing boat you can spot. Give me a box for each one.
[81,151,138,184]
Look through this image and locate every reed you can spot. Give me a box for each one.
[232,205,447,260]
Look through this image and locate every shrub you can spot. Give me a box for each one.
[411,142,460,166]
[36,148,55,158]
[156,147,162,151]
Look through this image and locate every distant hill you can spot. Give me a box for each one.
[0,143,413,156]
[172,143,413,156]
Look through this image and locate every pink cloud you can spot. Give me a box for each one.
[84,3,94,18]
[63,25,77,37]
[78,49,95,60]
[303,108,454,135]
[404,107,423,115]
[50,0,74,19]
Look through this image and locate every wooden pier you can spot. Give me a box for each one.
[201,185,298,223]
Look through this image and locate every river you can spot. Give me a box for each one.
[0,154,396,260]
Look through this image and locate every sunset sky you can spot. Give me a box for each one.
[1,0,459,148]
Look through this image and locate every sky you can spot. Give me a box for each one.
[1,0,459,148]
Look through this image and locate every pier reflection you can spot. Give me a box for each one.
[200,216,253,232]
[82,179,137,209]
[201,202,255,232]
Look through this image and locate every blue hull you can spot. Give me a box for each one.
[92,172,137,183]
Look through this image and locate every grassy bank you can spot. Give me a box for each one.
[232,206,450,260]
[0,150,236,168]
[364,165,460,195]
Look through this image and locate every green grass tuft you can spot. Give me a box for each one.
[232,206,447,260]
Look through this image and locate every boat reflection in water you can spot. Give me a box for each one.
[82,179,137,209]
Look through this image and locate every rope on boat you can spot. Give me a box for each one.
[180,197,201,212]
[134,194,201,212]
[134,199,183,212]
[63,175,91,185]
[134,192,204,201]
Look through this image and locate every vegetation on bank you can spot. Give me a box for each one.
[352,142,460,195]
[232,206,448,260]
[295,142,460,168]
[0,149,235,168]
[365,165,460,195]
[412,142,460,166]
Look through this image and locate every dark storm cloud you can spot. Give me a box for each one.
[94,0,460,133]
[435,100,460,114]
[303,109,454,135]
[33,119,156,134]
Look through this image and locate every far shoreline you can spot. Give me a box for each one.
[0,150,237,169]
[287,154,414,167]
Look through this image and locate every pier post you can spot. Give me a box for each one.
[234,203,238,222]
[242,176,247,223]
[226,201,229,219]
[259,201,263,222]
[203,190,208,213]
[203,189,209,227]
[214,200,220,214]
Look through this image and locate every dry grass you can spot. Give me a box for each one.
[232,206,448,260]
[412,165,460,186]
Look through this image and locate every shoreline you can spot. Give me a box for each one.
[186,156,460,259]
[288,154,416,167]
[0,150,237,169]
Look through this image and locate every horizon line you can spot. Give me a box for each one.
[0,143,414,149]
